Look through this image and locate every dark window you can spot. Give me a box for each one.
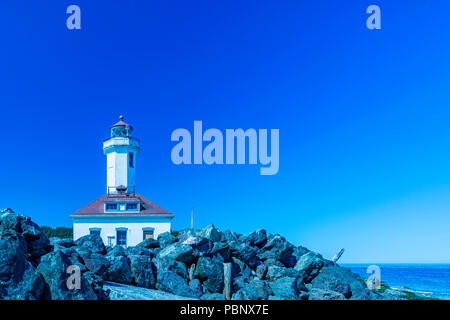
[129,152,134,168]
[106,203,117,210]
[143,230,154,240]
[90,230,100,236]
[126,203,138,210]
[117,230,127,246]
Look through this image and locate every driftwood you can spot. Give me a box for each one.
[332,248,345,263]
[223,263,232,300]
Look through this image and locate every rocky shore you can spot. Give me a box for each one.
[0,208,406,300]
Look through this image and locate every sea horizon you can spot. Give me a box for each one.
[342,263,450,300]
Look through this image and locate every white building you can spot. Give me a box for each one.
[71,116,174,247]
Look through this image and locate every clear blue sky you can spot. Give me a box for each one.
[1,1,450,263]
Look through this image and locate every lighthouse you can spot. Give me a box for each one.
[71,116,174,247]
[103,115,140,195]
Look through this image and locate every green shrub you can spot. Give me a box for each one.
[41,226,73,239]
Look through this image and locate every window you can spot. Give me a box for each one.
[106,203,117,210]
[107,236,115,247]
[90,229,101,236]
[126,203,138,210]
[117,230,127,246]
[143,230,154,240]
[129,152,134,168]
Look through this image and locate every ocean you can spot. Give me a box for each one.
[343,264,450,300]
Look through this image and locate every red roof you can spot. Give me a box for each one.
[110,115,133,130]
[70,194,174,218]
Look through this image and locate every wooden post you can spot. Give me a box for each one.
[223,263,232,300]
[332,248,345,263]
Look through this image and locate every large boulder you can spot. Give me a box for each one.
[247,278,272,299]
[312,265,373,300]
[50,238,75,249]
[199,224,222,243]
[36,247,108,300]
[136,238,160,249]
[82,253,109,276]
[129,255,155,289]
[156,270,198,298]
[0,210,51,263]
[255,262,268,280]
[258,235,293,267]
[242,229,267,248]
[311,266,352,298]
[0,233,46,300]
[194,256,224,293]
[126,246,154,257]
[179,235,213,256]
[229,241,258,267]
[231,257,252,280]
[265,265,299,281]
[210,242,231,261]
[157,232,177,248]
[157,243,194,265]
[103,255,132,285]
[269,276,306,300]
[221,229,240,243]
[189,279,205,297]
[74,234,107,255]
[309,288,346,300]
[153,257,189,280]
[294,251,324,282]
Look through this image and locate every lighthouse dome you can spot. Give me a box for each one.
[110,115,133,137]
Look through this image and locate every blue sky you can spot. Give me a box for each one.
[1,1,450,263]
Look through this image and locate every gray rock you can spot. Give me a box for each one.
[194,256,224,293]
[126,246,154,257]
[201,293,226,300]
[199,224,222,242]
[36,247,107,300]
[136,238,160,249]
[157,232,177,248]
[153,257,189,280]
[269,276,303,300]
[311,266,352,298]
[105,281,197,300]
[231,257,252,280]
[232,286,263,300]
[210,242,231,261]
[74,234,107,255]
[82,252,109,276]
[221,230,240,242]
[229,241,258,267]
[50,238,75,248]
[157,243,194,265]
[255,262,268,280]
[259,235,293,267]
[308,288,346,300]
[129,255,155,289]
[265,265,299,281]
[294,251,324,282]
[189,279,204,297]
[103,256,132,284]
[248,278,272,299]
[156,270,198,298]
[0,211,51,263]
[0,233,45,300]
[243,229,267,248]
[107,245,128,258]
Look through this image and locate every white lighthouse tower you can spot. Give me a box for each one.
[71,116,174,247]
[103,115,140,195]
